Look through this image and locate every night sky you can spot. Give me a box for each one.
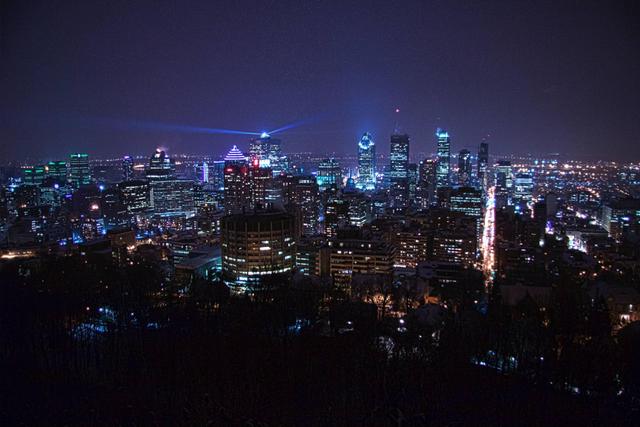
[2,0,639,161]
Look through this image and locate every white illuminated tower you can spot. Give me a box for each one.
[435,128,450,190]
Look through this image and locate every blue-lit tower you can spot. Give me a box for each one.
[356,132,376,191]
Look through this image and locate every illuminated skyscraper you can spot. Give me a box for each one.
[282,175,320,235]
[195,161,209,183]
[389,133,409,181]
[23,165,46,186]
[495,160,513,208]
[513,172,534,211]
[69,153,91,188]
[45,161,68,183]
[356,132,376,191]
[118,180,150,213]
[316,158,342,191]
[150,179,195,217]
[449,186,484,246]
[122,156,134,181]
[477,141,489,190]
[223,145,250,214]
[435,129,450,190]
[249,133,287,176]
[417,158,437,208]
[146,149,175,181]
[458,149,472,187]
[389,133,410,207]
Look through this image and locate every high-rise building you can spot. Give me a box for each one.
[223,145,249,214]
[323,187,349,238]
[477,141,489,190]
[146,149,175,181]
[247,163,272,209]
[449,186,484,246]
[316,158,342,191]
[222,145,273,213]
[221,209,296,293]
[389,133,409,181]
[324,239,395,287]
[417,158,437,208]
[435,129,450,190]
[458,149,472,187]
[249,133,287,176]
[282,175,320,235]
[150,179,195,217]
[122,156,134,181]
[600,198,640,241]
[356,132,376,191]
[101,188,128,231]
[69,153,91,188]
[118,180,150,213]
[23,165,46,186]
[193,161,210,183]
[495,160,513,208]
[513,172,534,211]
[389,133,410,207]
[408,163,418,203]
[210,160,226,191]
[45,161,68,183]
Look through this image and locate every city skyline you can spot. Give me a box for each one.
[3,2,640,425]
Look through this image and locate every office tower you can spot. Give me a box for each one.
[223,145,250,214]
[435,129,451,190]
[417,158,437,208]
[389,133,409,181]
[389,133,410,207]
[408,163,418,203]
[477,141,489,189]
[142,149,193,217]
[392,227,430,269]
[323,192,349,238]
[23,165,46,186]
[122,156,134,181]
[495,160,513,208]
[69,153,91,188]
[146,149,175,181]
[325,239,395,287]
[449,186,484,247]
[101,188,128,230]
[356,132,376,191]
[458,149,472,187]
[316,158,342,191]
[601,199,640,241]
[210,160,226,191]
[45,161,68,183]
[343,191,371,227]
[247,163,272,209]
[194,161,208,183]
[118,180,150,213]
[281,175,320,235]
[221,209,296,293]
[429,209,478,267]
[249,133,287,176]
[150,179,195,217]
[513,172,534,211]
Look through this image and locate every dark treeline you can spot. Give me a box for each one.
[1,255,639,426]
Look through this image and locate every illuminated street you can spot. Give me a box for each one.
[482,186,496,287]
